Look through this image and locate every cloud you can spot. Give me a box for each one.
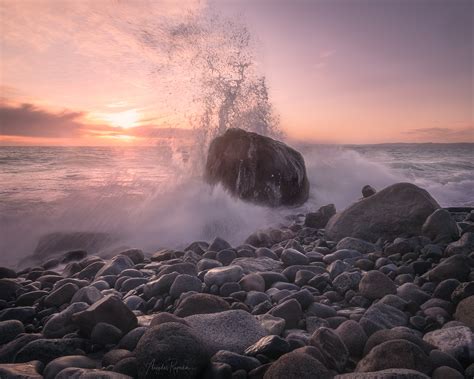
[0,103,85,138]
[404,126,473,142]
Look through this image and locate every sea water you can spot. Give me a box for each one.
[0,143,472,266]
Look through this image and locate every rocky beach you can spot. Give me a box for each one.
[1,175,474,378]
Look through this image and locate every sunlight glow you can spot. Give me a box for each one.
[103,109,141,129]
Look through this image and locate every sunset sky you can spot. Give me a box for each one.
[1,0,472,145]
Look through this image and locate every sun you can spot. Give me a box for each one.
[104,109,140,129]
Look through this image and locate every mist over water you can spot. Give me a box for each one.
[1,143,473,267]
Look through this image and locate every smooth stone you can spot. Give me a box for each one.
[0,334,42,364]
[0,306,36,323]
[333,271,362,294]
[71,294,138,336]
[255,314,286,335]
[216,249,237,266]
[231,257,283,274]
[355,340,432,374]
[310,327,349,372]
[71,286,103,305]
[445,232,474,256]
[335,320,367,358]
[263,351,332,379]
[359,303,408,336]
[432,366,464,379]
[336,237,378,254]
[451,281,474,304]
[117,327,147,351]
[326,183,440,242]
[55,367,132,378]
[169,274,203,298]
[174,293,230,317]
[143,272,179,298]
[91,322,122,345]
[14,338,89,365]
[306,302,337,318]
[397,283,431,305]
[102,349,133,367]
[185,310,268,355]
[335,369,430,378]
[422,209,459,243]
[268,299,302,329]
[16,290,48,306]
[423,326,474,362]
[119,249,144,264]
[208,237,232,252]
[429,349,464,373]
[304,204,336,229]
[43,302,89,338]
[204,266,244,286]
[43,355,96,379]
[0,320,25,345]
[211,350,260,372]
[454,295,474,328]
[94,255,134,279]
[239,273,266,292]
[424,255,471,283]
[43,283,78,307]
[359,271,397,300]
[363,327,433,356]
[244,335,290,359]
[281,248,309,266]
[134,322,209,379]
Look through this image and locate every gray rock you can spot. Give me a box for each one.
[43,355,96,379]
[14,338,89,365]
[445,232,474,256]
[333,271,362,294]
[424,255,470,283]
[335,320,367,358]
[204,266,244,286]
[0,306,36,323]
[71,286,103,305]
[117,327,147,351]
[244,335,290,359]
[255,314,286,335]
[95,255,134,279]
[0,320,24,345]
[239,273,266,292]
[362,185,376,198]
[208,237,232,252]
[91,322,123,345]
[335,369,429,378]
[422,209,459,243]
[143,272,179,298]
[359,303,408,336]
[174,293,230,317]
[281,248,309,266]
[423,325,474,362]
[336,237,378,254]
[397,283,431,305]
[269,299,302,329]
[364,327,434,356]
[355,340,432,374]
[55,367,132,378]
[211,350,260,371]
[44,282,78,307]
[185,310,268,354]
[304,204,336,229]
[119,249,144,264]
[205,128,309,207]
[326,183,440,242]
[71,294,137,336]
[454,295,474,328]
[43,302,89,338]
[134,322,208,379]
[263,351,332,379]
[0,334,42,364]
[359,271,397,300]
[232,257,283,274]
[169,274,202,298]
[310,327,349,372]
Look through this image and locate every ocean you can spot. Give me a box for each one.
[1,143,473,267]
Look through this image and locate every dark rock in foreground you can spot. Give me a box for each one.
[205,128,309,207]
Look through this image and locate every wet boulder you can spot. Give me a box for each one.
[205,128,309,207]
[326,183,440,242]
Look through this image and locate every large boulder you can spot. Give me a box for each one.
[134,322,209,379]
[326,183,440,242]
[185,310,268,354]
[205,128,309,207]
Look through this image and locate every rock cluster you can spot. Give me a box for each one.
[0,183,473,378]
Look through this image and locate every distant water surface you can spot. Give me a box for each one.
[0,143,472,266]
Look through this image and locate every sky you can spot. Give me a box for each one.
[0,0,472,145]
